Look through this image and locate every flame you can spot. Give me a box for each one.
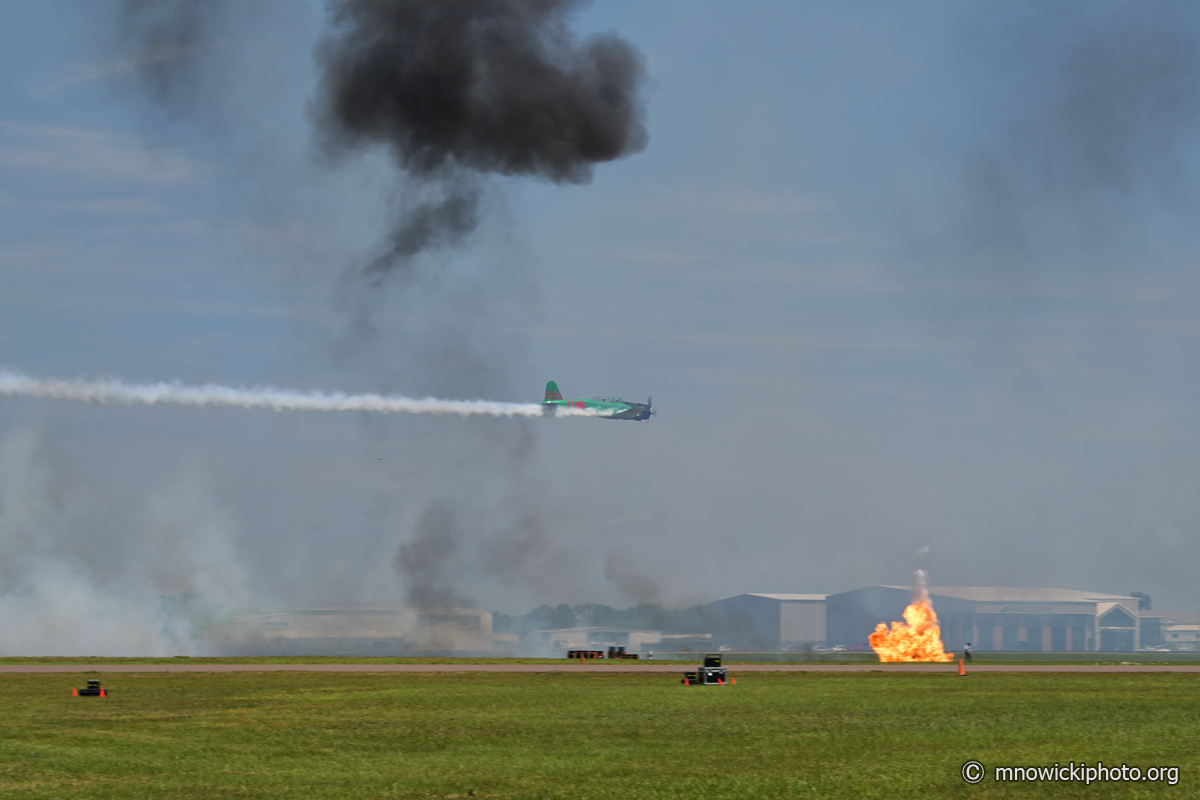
[868,597,954,662]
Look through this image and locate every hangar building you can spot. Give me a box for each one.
[228,604,506,654]
[826,586,1141,652]
[1140,611,1200,651]
[707,593,827,649]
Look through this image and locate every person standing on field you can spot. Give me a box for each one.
[964,643,972,662]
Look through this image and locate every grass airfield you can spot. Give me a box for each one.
[2,667,1196,798]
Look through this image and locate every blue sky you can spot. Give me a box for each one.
[1,1,1199,652]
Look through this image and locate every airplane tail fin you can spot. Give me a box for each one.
[544,381,563,402]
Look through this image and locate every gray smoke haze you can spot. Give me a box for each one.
[17,1,1200,656]
[393,501,470,607]
[0,425,251,655]
[391,490,578,609]
[112,0,224,118]
[603,546,661,605]
[103,0,308,153]
[911,3,1200,295]
[62,0,653,646]
[307,0,648,607]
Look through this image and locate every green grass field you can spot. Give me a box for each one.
[2,670,1195,798]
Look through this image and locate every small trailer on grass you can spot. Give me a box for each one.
[682,654,729,685]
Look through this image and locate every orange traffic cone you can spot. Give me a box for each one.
[683,676,690,685]
[100,687,106,697]
[71,687,78,697]
[731,677,736,685]
[718,678,724,685]
[958,659,966,676]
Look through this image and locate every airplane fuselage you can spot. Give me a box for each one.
[541,382,652,420]
[542,398,651,420]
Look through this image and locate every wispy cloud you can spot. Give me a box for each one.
[54,197,170,215]
[614,185,847,245]
[32,45,205,97]
[6,196,173,218]
[0,121,197,185]
[0,285,289,320]
[635,186,827,217]
[525,322,965,353]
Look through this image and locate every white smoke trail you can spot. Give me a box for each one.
[0,368,556,418]
[914,568,930,603]
[912,546,932,602]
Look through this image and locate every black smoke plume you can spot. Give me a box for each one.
[315,0,647,181]
[391,491,569,610]
[392,501,471,607]
[313,0,648,278]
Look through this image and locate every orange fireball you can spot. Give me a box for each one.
[869,597,954,662]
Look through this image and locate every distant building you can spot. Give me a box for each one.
[1140,615,1165,649]
[228,604,498,654]
[826,587,1142,652]
[402,605,495,651]
[1143,612,1200,651]
[1161,624,1200,651]
[528,626,661,654]
[707,594,827,650]
[659,633,713,652]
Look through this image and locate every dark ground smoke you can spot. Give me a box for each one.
[314,0,648,280]
[392,501,470,607]
[392,493,566,609]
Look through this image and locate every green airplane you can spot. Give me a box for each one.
[542,381,654,420]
